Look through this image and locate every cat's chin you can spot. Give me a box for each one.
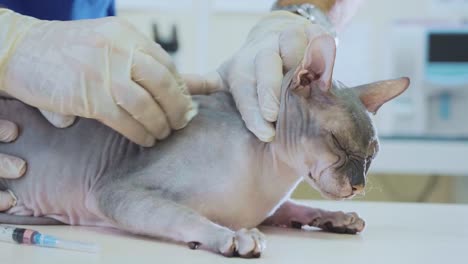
[319,190,355,201]
[306,172,354,200]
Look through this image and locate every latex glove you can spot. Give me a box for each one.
[0,9,197,147]
[0,119,24,211]
[217,11,331,142]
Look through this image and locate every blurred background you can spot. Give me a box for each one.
[116,0,468,204]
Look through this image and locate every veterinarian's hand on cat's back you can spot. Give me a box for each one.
[0,119,25,211]
[0,9,197,147]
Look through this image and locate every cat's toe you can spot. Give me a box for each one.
[318,211,365,234]
[218,228,266,258]
[236,228,265,258]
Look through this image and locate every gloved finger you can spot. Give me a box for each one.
[304,24,330,44]
[112,81,170,140]
[39,110,76,128]
[0,119,18,143]
[279,26,309,71]
[98,107,156,147]
[142,43,192,101]
[142,42,179,77]
[0,153,26,179]
[182,72,225,95]
[255,50,283,122]
[132,51,197,130]
[230,74,276,142]
[0,190,16,211]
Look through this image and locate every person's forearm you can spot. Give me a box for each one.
[275,0,364,31]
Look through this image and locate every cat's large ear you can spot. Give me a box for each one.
[294,35,337,97]
[355,77,410,114]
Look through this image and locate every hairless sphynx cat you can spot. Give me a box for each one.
[0,34,409,257]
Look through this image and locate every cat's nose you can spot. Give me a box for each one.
[352,184,365,194]
[350,174,365,194]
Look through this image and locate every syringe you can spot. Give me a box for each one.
[0,225,100,253]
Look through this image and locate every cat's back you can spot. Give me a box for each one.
[191,92,246,134]
[137,91,251,172]
[0,92,242,187]
[0,92,250,225]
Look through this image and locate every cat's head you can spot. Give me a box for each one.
[276,35,409,200]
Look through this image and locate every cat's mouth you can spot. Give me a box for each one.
[308,172,354,200]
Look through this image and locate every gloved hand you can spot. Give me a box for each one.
[217,11,331,142]
[0,119,24,211]
[0,9,197,147]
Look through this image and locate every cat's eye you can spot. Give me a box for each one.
[331,133,345,151]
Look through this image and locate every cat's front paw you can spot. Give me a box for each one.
[218,228,266,258]
[301,211,365,234]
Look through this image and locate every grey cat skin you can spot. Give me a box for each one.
[0,35,409,258]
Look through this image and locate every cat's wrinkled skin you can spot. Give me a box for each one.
[0,35,409,258]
